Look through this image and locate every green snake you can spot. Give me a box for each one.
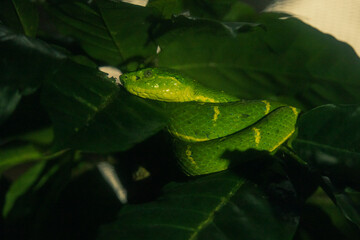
[120,68,299,176]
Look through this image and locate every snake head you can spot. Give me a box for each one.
[120,68,194,102]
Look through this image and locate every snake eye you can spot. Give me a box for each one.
[135,76,140,80]
[144,70,153,78]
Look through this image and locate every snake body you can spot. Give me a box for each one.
[121,68,299,176]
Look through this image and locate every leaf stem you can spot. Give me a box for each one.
[279,146,308,166]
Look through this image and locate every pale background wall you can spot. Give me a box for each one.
[265,0,360,56]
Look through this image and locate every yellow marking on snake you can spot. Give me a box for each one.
[269,129,296,152]
[194,95,217,103]
[262,100,271,115]
[213,106,220,122]
[290,106,298,116]
[186,145,198,167]
[253,127,261,146]
[169,131,209,142]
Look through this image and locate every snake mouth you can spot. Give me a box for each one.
[126,87,167,101]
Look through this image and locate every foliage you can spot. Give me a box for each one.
[1,0,360,239]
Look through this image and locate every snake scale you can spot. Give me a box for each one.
[120,68,299,176]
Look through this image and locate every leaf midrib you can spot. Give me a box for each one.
[188,180,244,240]
[97,5,125,60]
[11,0,27,36]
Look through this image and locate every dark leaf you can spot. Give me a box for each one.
[0,92,52,141]
[294,201,358,240]
[0,87,21,125]
[3,153,75,239]
[294,186,360,240]
[154,15,360,109]
[148,0,257,21]
[293,104,360,227]
[42,61,167,153]
[46,0,158,65]
[0,144,43,174]
[320,177,360,229]
[0,127,54,173]
[96,0,158,63]
[0,25,65,123]
[2,161,46,217]
[98,171,298,240]
[0,0,39,37]
[293,104,360,189]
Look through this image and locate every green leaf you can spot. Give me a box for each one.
[154,15,360,109]
[0,144,43,173]
[98,172,298,240]
[148,0,256,21]
[0,24,66,93]
[148,0,184,19]
[43,166,122,239]
[47,1,157,65]
[0,0,39,37]
[14,127,54,146]
[0,25,65,123]
[3,152,75,234]
[293,104,360,188]
[337,188,360,227]
[3,160,122,239]
[333,188,360,228]
[294,188,360,240]
[0,127,58,174]
[320,177,360,230]
[2,161,46,217]
[0,87,21,125]
[0,93,52,141]
[293,104,360,227]
[96,0,158,63]
[42,61,167,153]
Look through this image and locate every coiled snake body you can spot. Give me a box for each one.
[121,68,299,176]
